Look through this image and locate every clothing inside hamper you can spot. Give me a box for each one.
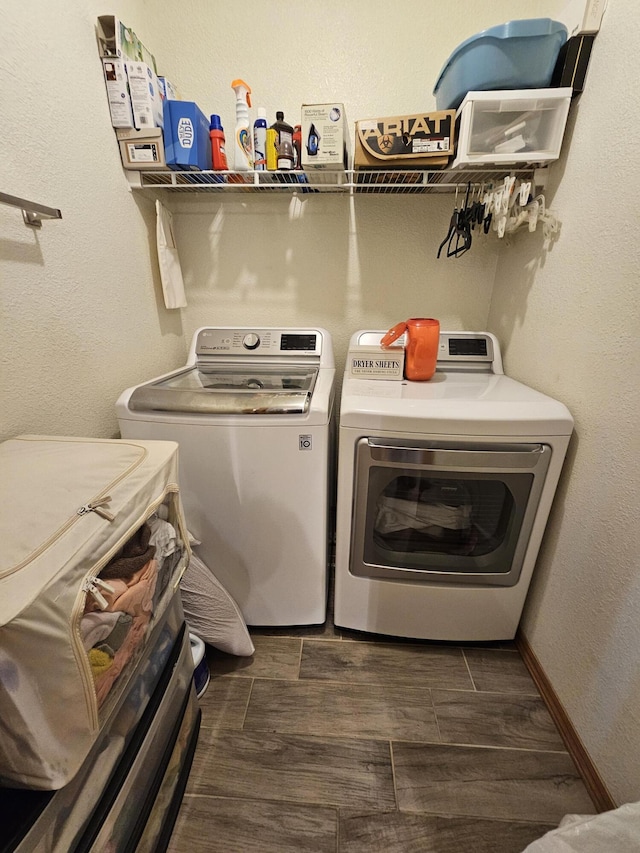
[80,505,184,708]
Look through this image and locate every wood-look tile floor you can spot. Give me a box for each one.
[168,596,595,853]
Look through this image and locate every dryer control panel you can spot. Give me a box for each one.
[436,333,501,373]
[437,333,493,362]
[354,330,502,374]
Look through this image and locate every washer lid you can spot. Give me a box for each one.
[129,365,318,415]
[340,371,573,436]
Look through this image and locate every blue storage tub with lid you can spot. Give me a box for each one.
[433,19,568,111]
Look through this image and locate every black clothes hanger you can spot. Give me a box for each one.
[437,183,473,258]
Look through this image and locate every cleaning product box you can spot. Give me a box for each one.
[158,77,180,100]
[354,111,455,169]
[347,346,405,380]
[96,15,157,72]
[101,58,135,128]
[100,58,163,130]
[125,61,163,129]
[163,100,212,171]
[301,104,350,170]
[116,127,166,170]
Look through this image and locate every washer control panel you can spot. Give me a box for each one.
[195,328,322,358]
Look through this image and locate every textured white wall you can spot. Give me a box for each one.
[0,1,187,441]
[487,0,640,805]
[170,193,500,376]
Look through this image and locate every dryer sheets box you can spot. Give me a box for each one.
[347,346,404,380]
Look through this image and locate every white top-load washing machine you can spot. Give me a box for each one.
[117,327,335,626]
[334,330,573,641]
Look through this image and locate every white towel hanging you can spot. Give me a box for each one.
[155,199,187,309]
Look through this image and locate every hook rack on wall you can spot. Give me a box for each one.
[0,192,63,228]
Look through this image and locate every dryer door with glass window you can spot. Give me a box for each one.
[350,438,551,586]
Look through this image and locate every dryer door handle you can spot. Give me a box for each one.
[366,439,550,471]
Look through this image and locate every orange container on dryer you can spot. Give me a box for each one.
[381,318,440,380]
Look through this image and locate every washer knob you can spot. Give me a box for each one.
[242,333,260,350]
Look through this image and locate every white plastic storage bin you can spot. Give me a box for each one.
[452,88,572,168]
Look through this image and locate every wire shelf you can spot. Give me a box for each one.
[132,167,542,196]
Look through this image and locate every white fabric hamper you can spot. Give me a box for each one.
[0,435,191,790]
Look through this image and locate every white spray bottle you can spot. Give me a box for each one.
[230,79,253,171]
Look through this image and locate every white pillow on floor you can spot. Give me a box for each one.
[180,551,254,657]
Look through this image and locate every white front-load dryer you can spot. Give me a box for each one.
[117,327,335,626]
[334,330,573,641]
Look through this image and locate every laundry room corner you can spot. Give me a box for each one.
[3,0,640,847]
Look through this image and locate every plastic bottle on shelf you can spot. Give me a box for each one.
[209,114,228,170]
[293,124,302,170]
[266,128,278,171]
[230,79,253,171]
[271,111,294,170]
[253,107,267,171]
[277,137,294,171]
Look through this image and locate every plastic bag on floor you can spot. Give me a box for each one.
[180,552,254,657]
[521,802,640,851]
